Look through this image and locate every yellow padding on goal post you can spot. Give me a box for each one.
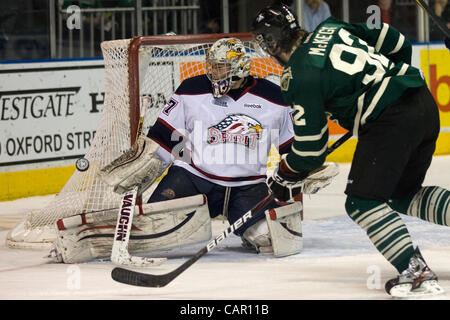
[434,132,450,155]
[0,166,76,201]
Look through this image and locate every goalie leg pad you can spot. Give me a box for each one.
[241,202,303,256]
[265,202,303,257]
[51,195,212,263]
[97,135,163,194]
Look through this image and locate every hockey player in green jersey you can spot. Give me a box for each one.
[252,4,450,298]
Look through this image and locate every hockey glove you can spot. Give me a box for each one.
[98,135,163,195]
[266,155,308,202]
[267,155,340,202]
[302,162,339,194]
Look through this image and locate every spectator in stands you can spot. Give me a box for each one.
[0,12,14,60]
[271,0,294,7]
[374,0,417,42]
[302,0,331,32]
[62,0,103,10]
[430,0,450,41]
[62,0,105,55]
[378,0,392,23]
[202,17,221,33]
[114,0,150,7]
[200,0,221,33]
[349,0,417,41]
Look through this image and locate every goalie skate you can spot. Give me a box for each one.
[385,247,445,298]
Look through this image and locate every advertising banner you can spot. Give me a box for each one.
[0,60,105,169]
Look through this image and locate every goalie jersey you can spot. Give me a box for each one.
[147,75,294,187]
[281,17,427,173]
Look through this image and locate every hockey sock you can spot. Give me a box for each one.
[345,195,415,273]
[389,186,450,227]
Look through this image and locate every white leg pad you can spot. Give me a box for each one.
[52,195,212,263]
[265,202,303,257]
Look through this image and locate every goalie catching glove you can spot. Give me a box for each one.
[267,154,339,202]
[98,135,164,195]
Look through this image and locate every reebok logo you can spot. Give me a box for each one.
[244,103,262,109]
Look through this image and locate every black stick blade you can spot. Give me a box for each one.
[111,267,173,288]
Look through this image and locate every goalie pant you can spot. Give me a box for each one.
[147,165,282,236]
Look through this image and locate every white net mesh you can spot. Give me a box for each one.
[6,34,283,249]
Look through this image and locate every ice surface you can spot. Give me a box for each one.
[0,156,449,300]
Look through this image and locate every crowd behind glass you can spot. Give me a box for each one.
[0,0,448,60]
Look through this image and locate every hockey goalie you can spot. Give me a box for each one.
[49,37,339,264]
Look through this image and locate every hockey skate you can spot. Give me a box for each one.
[47,243,63,263]
[385,247,444,298]
[241,219,273,254]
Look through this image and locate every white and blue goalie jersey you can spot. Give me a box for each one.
[147,75,294,187]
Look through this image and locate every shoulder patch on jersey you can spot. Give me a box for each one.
[175,74,211,95]
[249,78,288,106]
[280,67,293,91]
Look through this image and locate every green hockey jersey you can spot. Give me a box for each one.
[281,17,426,173]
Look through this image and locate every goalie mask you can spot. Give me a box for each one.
[206,38,251,98]
[251,4,301,66]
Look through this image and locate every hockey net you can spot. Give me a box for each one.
[6,33,284,249]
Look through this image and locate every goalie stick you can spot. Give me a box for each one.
[110,185,166,266]
[109,96,166,267]
[415,0,450,38]
[111,131,353,287]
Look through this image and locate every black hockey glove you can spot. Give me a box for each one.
[266,155,309,202]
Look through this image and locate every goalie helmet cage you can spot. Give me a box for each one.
[6,33,284,249]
